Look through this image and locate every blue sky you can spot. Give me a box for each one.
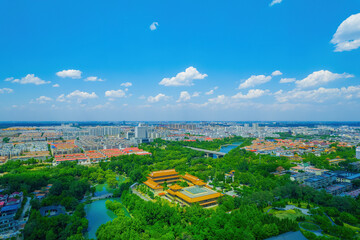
[1,0,360,121]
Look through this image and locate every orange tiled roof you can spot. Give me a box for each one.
[200,200,218,206]
[169,184,183,190]
[193,180,206,186]
[182,173,199,183]
[144,179,163,190]
[149,169,178,178]
[147,176,179,181]
[169,190,222,203]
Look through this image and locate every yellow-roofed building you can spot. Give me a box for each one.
[166,184,222,208]
[148,169,180,184]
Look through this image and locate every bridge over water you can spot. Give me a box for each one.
[184,146,226,158]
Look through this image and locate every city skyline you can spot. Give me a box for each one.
[1,0,360,121]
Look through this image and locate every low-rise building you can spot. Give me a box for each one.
[334,171,360,183]
[325,183,352,195]
[343,188,360,198]
[303,174,335,189]
[290,172,315,183]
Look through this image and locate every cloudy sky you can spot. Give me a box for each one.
[1,0,360,121]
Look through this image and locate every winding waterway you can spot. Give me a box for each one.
[214,142,242,158]
[85,176,130,239]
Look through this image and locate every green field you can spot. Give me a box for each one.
[269,209,307,221]
[300,222,321,231]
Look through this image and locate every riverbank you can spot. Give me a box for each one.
[85,176,129,239]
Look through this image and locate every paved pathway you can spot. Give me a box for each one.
[298,222,323,236]
[20,197,31,221]
[267,205,311,215]
[130,183,151,202]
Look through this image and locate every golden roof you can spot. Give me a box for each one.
[166,188,222,203]
[169,184,183,191]
[182,173,199,183]
[144,179,163,190]
[149,169,179,178]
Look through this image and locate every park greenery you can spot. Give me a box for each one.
[94,139,360,239]
[0,138,359,239]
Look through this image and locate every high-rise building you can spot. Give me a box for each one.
[126,131,135,139]
[135,124,148,139]
[356,147,360,160]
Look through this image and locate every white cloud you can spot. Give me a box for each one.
[105,89,126,98]
[177,91,191,102]
[279,78,296,83]
[239,74,272,89]
[232,89,268,99]
[89,102,113,110]
[121,82,132,87]
[147,93,169,103]
[150,22,159,31]
[53,84,60,87]
[56,69,82,79]
[192,92,200,97]
[85,76,104,82]
[159,66,208,86]
[275,86,360,103]
[331,13,360,52]
[0,88,13,94]
[138,95,146,100]
[32,96,52,104]
[4,77,14,82]
[205,86,218,95]
[56,94,67,102]
[57,90,98,103]
[269,0,282,6]
[208,95,228,104]
[295,70,354,88]
[275,88,341,103]
[205,90,214,95]
[67,90,97,100]
[10,74,50,85]
[271,70,283,76]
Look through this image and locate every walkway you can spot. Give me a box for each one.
[267,205,311,215]
[20,197,31,221]
[130,183,151,202]
[298,222,323,236]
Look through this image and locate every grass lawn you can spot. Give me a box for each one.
[300,222,321,231]
[269,209,307,221]
[344,223,360,233]
[263,206,272,213]
[288,201,314,209]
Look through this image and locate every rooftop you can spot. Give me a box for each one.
[150,169,178,178]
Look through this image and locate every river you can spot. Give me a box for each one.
[214,142,242,158]
[85,176,130,239]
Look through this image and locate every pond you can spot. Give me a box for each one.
[214,142,242,158]
[85,176,129,239]
[265,231,307,240]
[85,197,130,239]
